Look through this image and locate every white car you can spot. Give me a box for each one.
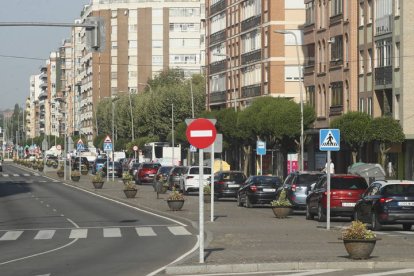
[180,166,211,193]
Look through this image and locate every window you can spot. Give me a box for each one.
[129,40,137,48]
[210,74,226,93]
[331,82,343,106]
[241,0,262,21]
[367,97,373,116]
[375,39,392,67]
[330,35,343,64]
[359,98,365,112]
[241,30,261,53]
[306,44,315,66]
[152,25,163,34]
[359,2,364,26]
[367,48,373,72]
[359,50,364,74]
[152,55,163,65]
[330,0,343,17]
[169,8,200,17]
[395,42,400,68]
[367,0,372,23]
[152,40,162,48]
[306,86,316,108]
[395,0,400,16]
[306,1,315,24]
[111,41,117,49]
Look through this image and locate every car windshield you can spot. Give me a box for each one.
[216,172,245,182]
[143,163,161,169]
[159,167,172,174]
[253,176,281,185]
[96,158,106,164]
[331,177,368,190]
[382,184,414,196]
[173,167,188,174]
[296,174,323,186]
[189,167,211,174]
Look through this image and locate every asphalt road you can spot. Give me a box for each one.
[0,163,197,276]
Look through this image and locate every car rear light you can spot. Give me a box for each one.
[379,198,393,203]
[291,184,297,192]
[186,176,194,179]
[216,181,225,185]
[250,185,257,192]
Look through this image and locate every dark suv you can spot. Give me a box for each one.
[306,174,368,221]
[278,171,324,210]
[213,171,247,200]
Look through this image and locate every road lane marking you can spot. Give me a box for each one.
[2,174,9,177]
[168,226,191,236]
[136,227,156,236]
[354,268,414,275]
[396,231,414,235]
[34,230,56,240]
[23,174,30,176]
[103,228,121,237]
[13,174,19,177]
[69,229,88,239]
[0,231,23,241]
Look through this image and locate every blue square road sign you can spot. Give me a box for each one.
[319,129,340,151]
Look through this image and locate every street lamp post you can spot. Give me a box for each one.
[138,82,154,137]
[213,53,237,112]
[127,92,135,141]
[274,30,304,171]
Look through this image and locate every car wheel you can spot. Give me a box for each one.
[305,203,314,220]
[237,194,243,207]
[403,223,412,231]
[245,195,252,208]
[317,204,326,222]
[371,212,382,231]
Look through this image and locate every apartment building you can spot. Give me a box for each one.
[358,0,414,179]
[72,0,205,141]
[206,0,306,110]
[27,74,42,139]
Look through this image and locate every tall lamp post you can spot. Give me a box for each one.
[127,91,135,142]
[213,53,237,112]
[274,30,304,171]
[138,82,154,137]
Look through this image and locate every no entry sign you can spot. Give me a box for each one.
[186,118,217,149]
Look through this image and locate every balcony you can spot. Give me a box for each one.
[304,64,315,75]
[39,73,47,79]
[210,91,226,103]
[210,30,226,45]
[329,58,343,68]
[375,66,392,86]
[210,60,226,74]
[329,105,344,116]
[241,15,261,32]
[242,84,261,98]
[39,82,47,89]
[38,92,47,100]
[375,15,392,36]
[210,0,226,16]
[241,49,261,65]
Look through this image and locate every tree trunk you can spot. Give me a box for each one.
[352,151,357,164]
[379,143,391,173]
[243,145,251,176]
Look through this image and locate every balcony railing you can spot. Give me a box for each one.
[375,66,392,86]
[210,60,226,74]
[210,0,226,16]
[241,15,261,32]
[210,91,226,103]
[210,30,226,45]
[241,84,261,98]
[375,15,392,36]
[329,105,344,116]
[241,49,261,65]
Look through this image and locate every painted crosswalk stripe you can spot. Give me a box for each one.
[69,229,88,239]
[23,174,30,176]
[168,226,191,236]
[33,173,40,176]
[2,174,9,177]
[0,231,23,241]
[354,268,414,276]
[136,227,157,237]
[103,228,122,238]
[13,174,19,177]
[34,230,56,240]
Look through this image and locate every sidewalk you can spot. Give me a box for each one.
[40,166,414,275]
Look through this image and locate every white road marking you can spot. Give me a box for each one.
[33,173,40,176]
[168,226,191,236]
[103,228,121,237]
[2,174,9,177]
[0,231,23,241]
[34,230,56,240]
[190,130,213,137]
[396,231,414,235]
[354,268,414,276]
[373,231,389,235]
[136,227,156,236]
[23,174,30,176]
[69,229,88,239]
[13,174,19,177]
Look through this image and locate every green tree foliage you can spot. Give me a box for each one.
[371,116,405,169]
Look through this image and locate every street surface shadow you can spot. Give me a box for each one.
[204,247,225,261]
[0,182,32,198]
[213,215,228,221]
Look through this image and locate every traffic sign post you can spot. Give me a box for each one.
[319,129,340,231]
[256,140,266,175]
[186,118,217,264]
[103,135,112,182]
[133,145,138,160]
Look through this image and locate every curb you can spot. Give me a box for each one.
[166,261,414,275]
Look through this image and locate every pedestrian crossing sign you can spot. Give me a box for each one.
[319,129,340,151]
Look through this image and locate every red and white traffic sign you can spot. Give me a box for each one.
[186,118,217,149]
[77,139,83,144]
[56,144,62,150]
[133,145,138,151]
[104,135,112,143]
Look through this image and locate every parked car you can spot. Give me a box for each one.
[167,166,189,190]
[72,157,90,171]
[102,161,123,177]
[237,175,283,208]
[92,158,107,174]
[153,166,174,190]
[129,162,141,177]
[135,162,161,184]
[278,171,324,210]
[353,180,414,231]
[306,174,368,222]
[213,171,247,200]
[0,158,2,172]
[179,166,211,193]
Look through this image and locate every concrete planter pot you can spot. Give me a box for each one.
[92,181,104,189]
[272,206,292,218]
[81,170,89,175]
[123,189,137,198]
[342,239,377,260]
[57,171,64,178]
[167,200,185,211]
[71,175,81,182]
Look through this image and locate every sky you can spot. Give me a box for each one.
[0,0,91,111]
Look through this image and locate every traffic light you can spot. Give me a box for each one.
[85,17,105,53]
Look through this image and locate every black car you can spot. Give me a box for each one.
[278,171,324,210]
[167,166,189,190]
[237,175,283,208]
[354,180,414,231]
[72,157,90,171]
[214,171,247,200]
[102,161,123,177]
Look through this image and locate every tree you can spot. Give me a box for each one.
[371,116,405,170]
[330,112,373,163]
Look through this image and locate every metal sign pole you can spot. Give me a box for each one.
[106,153,109,182]
[260,155,263,175]
[199,148,204,264]
[211,142,215,222]
[327,150,331,230]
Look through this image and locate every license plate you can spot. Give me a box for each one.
[228,184,239,188]
[148,174,154,177]
[342,202,356,207]
[398,202,414,206]
[263,188,275,192]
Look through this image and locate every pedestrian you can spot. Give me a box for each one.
[323,159,335,174]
